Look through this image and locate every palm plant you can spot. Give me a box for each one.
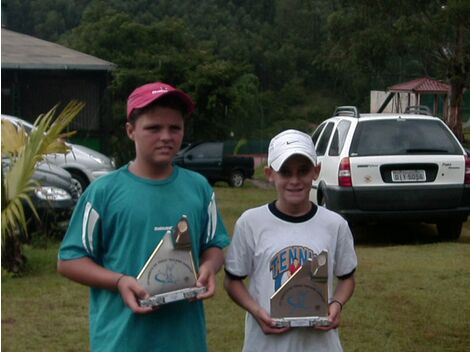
[1,101,84,273]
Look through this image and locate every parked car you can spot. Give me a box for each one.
[1,114,116,193]
[2,158,80,234]
[309,105,470,240]
[174,142,255,187]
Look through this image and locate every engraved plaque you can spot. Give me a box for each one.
[271,251,330,327]
[137,215,206,307]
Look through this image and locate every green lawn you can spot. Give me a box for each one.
[2,185,470,351]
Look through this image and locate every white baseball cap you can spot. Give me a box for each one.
[267,129,317,171]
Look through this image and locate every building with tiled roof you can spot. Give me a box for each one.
[388,77,450,94]
[1,28,116,153]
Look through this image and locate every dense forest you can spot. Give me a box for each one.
[3,0,470,144]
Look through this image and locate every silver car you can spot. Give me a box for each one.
[2,158,79,234]
[2,114,116,193]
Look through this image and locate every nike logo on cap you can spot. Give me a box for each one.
[286,140,298,145]
[152,88,169,94]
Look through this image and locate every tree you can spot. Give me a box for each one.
[58,2,266,141]
[320,0,470,140]
[44,0,336,142]
[3,0,90,41]
[1,102,84,273]
[15,0,468,146]
[437,1,470,141]
[393,0,470,141]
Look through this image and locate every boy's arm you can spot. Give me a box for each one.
[224,274,289,335]
[318,274,356,330]
[57,257,153,314]
[196,247,224,299]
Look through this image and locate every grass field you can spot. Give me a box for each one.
[2,184,470,351]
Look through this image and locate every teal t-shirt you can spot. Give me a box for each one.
[59,164,230,352]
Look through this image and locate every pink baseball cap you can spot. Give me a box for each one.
[126,82,195,119]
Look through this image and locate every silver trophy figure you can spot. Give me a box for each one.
[271,251,331,327]
[137,215,206,307]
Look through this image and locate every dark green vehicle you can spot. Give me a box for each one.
[174,142,254,188]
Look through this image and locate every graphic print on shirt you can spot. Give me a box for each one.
[270,245,315,291]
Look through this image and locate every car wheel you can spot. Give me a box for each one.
[229,171,244,188]
[436,221,462,241]
[69,170,89,195]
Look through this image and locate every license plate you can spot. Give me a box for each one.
[391,170,426,182]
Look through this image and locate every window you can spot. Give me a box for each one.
[350,119,462,156]
[315,122,334,156]
[329,120,351,156]
[188,142,222,160]
[311,122,326,146]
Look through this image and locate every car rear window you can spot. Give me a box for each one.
[187,142,222,159]
[349,119,463,156]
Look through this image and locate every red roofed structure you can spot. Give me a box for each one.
[388,77,450,94]
[377,77,449,118]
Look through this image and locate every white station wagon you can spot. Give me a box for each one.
[310,106,470,240]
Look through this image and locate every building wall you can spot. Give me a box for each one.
[1,69,112,153]
[370,89,470,125]
[370,90,417,113]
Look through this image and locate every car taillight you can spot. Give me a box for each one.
[338,157,352,187]
[465,156,470,184]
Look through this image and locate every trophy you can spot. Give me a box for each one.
[271,251,331,327]
[137,215,206,307]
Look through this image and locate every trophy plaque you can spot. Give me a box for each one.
[137,215,206,307]
[271,251,330,328]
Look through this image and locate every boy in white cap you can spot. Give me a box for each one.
[224,129,357,352]
[58,82,230,352]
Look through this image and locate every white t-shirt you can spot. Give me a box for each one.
[225,203,357,352]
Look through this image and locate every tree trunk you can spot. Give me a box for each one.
[445,22,467,143]
[446,79,465,142]
[1,231,27,274]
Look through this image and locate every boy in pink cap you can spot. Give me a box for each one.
[58,82,230,352]
[224,129,357,352]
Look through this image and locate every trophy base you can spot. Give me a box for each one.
[139,287,207,307]
[272,316,331,328]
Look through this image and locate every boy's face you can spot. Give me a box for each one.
[265,154,320,214]
[126,106,184,173]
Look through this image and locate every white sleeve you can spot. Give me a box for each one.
[224,214,254,277]
[334,219,358,277]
